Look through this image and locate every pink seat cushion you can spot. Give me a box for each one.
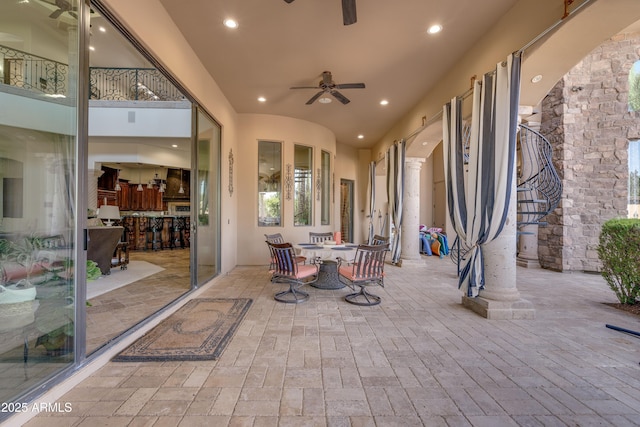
[339,265,384,281]
[293,264,318,279]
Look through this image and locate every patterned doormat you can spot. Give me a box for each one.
[113,298,252,362]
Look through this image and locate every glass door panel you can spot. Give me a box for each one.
[195,110,220,285]
[0,0,79,408]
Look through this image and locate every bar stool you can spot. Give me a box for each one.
[145,217,165,251]
[171,216,187,249]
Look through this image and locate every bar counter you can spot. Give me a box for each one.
[118,215,190,251]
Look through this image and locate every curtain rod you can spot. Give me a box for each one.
[374,0,594,166]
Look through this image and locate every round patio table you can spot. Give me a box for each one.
[294,244,356,290]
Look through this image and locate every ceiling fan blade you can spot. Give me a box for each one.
[68,11,78,19]
[331,90,350,104]
[306,91,324,105]
[342,0,357,25]
[49,9,64,19]
[335,83,365,89]
[284,0,295,3]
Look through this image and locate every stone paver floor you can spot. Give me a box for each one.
[17,256,640,426]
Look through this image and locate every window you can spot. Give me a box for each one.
[630,140,640,218]
[294,144,313,226]
[258,141,281,226]
[321,150,331,225]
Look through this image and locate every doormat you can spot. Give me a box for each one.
[113,298,252,362]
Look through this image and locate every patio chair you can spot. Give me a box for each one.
[264,234,306,275]
[371,234,389,247]
[309,232,334,243]
[338,244,388,306]
[268,242,318,303]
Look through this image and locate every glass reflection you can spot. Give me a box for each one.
[258,141,281,227]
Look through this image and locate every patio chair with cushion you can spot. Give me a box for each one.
[338,244,388,306]
[268,242,319,303]
[264,234,306,276]
[309,232,334,244]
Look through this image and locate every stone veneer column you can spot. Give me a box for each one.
[461,158,535,319]
[400,157,425,265]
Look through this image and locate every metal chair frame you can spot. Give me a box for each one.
[309,232,334,243]
[265,234,306,276]
[268,242,318,303]
[338,244,388,306]
[371,234,389,246]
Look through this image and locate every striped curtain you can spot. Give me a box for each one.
[444,53,521,297]
[366,161,376,244]
[386,140,405,264]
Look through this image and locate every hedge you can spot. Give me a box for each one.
[597,218,640,304]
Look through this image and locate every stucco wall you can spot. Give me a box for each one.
[539,32,640,272]
[236,113,339,265]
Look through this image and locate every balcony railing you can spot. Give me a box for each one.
[0,45,67,96]
[0,45,184,101]
[89,67,185,101]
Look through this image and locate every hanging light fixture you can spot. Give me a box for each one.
[137,168,143,191]
[178,168,185,194]
[115,169,121,191]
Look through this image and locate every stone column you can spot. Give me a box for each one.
[400,157,425,265]
[461,157,535,319]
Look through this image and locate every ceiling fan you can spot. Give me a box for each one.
[290,71,365,105]
[45,0,78,20]
[284,0,357,26]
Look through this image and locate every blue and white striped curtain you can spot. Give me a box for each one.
[386,140,405,264]
[367,161,376,244]
[444,53,521,297]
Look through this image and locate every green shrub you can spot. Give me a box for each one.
[597,218,640,304]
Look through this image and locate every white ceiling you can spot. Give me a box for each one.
[154,0,520,149]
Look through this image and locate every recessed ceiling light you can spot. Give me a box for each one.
[224,19,238,29]
[358,134,364,139]
[171,144,178,148]
[421,141,428,146]
[380,100,389,106]
[258,96,266,102]
[319,97,332,104]
[89,46,95,51]
[99,26,106,33]
[531,74,543,83]
[427,24,442,35]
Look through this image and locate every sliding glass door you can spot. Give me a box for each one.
[194,110,221,285]
[0,0,80,409]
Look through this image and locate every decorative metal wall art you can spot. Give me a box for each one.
[316,168,322,200]
[228,149,234,196]
[285,164,293,200]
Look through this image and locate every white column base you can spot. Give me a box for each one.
[516,257,541,269]
[462,295,535,319]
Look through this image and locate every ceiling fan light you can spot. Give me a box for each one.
[223,19,238,29]
[427,24,442,35]
[319,97,332,104]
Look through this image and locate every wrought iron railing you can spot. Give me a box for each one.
[0,44,183,101]
[516,124,562,227]
[451,123,563,274]
[89,67,185,101]
[0,45,68,96]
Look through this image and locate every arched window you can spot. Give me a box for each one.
[628,60,640,111]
